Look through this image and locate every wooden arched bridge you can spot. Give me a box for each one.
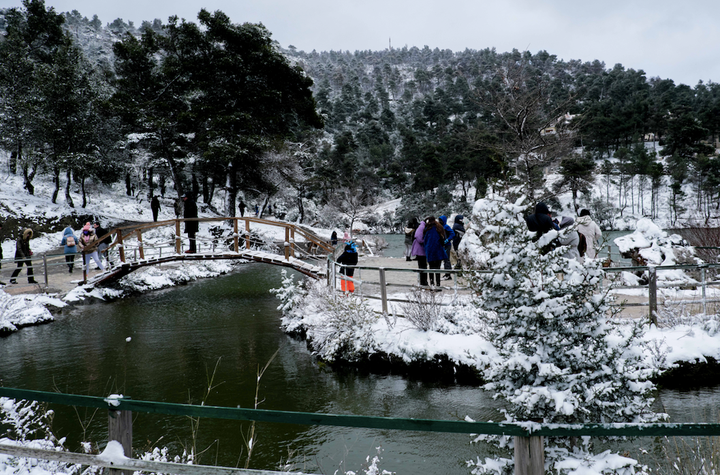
[84,217,335,286]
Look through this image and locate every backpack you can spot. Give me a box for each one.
[577,231,587,257]
[66,235,76,247]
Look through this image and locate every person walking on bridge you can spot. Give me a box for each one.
[78,223,105,272]
[182,194,198,253]
[10,228,37,284]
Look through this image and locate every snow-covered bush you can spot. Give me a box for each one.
[461,195,661,474]
[270,270,308,315]
[277,279,379,362]
[401,287,450,331]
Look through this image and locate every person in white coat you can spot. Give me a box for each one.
[576,209,603,259]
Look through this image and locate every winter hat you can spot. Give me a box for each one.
[82,222,92,231]
[343,231,349,240]
[454,215,464,223]
[579,209,590,217]
[559,216,574,229]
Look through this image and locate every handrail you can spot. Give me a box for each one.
[1,387,720,438]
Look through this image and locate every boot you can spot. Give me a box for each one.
[406,256,411,262]
[28,278,38,284]
[10,279,17,284]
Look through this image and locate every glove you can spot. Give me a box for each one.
[443,238,450,245]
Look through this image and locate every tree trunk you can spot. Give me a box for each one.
[52,166,60,204]
[159,173,166,197]
[147,166,154,200]
[64,168,75,208]
[297,197,305,223]
[125,172,132,196]
[81,176,87,208]
[22,164,35,195]
[225,168,237,220]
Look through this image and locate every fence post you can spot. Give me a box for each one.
[42,255,48,287]
[136,230,144,260]
[514,436,544,475]
[290,227,296,258]
[702,266,707,315]
[108,407,132,475]
[284,227,290,260]
[245,219,251,250]
[175,220,182,254]
[117,230,126,263]
[233,219,239,253]
[648,266,657,325]
[379,267,388,315]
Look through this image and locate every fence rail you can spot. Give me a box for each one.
[3,387,720,475]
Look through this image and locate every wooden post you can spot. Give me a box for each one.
[245,219,251,250]
[290,227,296,258]
[108,408,132,475]
[136,230,144,260]
[117,230,126,263]
[175,220,182,254]
[514,436,544,475]
[42,255,48,287]
[379,267,388,315]
[233,219,239,253]
[82,252,87,284]
[648,266,657,325]
[700,266,707,315]
[284,227,290,260]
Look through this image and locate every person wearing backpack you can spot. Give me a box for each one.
[61,226,79,273]
[576,209,603,259]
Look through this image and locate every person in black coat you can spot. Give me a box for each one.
[151,196,161,222]
[238,200,246,217]
[330,230,338,246]
[182,194,199,253]
[524,202,556,239]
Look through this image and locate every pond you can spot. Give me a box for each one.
[0,262,716,473]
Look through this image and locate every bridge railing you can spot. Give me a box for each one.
[328,256,720,321]
[1,387,719,475]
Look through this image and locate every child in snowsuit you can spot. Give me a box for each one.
[337,240,359,292]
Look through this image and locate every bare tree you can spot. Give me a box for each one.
[466,51,578,200]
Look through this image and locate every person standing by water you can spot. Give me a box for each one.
[151,195,161,222]
[452,215,465,269]
[411,219,428,286]
[182,193,198,253]
[404,218,418,262]
[93,222,112,267]
[423,216,447,288]
[336,239,359,292]
[61,226,79,273]
[438,215,455,280]
[330,230,338,246]
[78,223,105,272]
[238,200,246,217]
[10,228,37,284]
[576,209,603,259]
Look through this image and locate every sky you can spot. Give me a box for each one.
[0,0,718,86]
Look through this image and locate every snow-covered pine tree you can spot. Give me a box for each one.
[461,195,661,473]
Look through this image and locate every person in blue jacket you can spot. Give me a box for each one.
[423,216,447,287]
[438,215,455,280]
[60,226,79,273]
[336,240,358,292]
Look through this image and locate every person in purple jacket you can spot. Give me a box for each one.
[411,219,428,286]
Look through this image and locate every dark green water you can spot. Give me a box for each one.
[0,263,498,474]
[2,262,719,474]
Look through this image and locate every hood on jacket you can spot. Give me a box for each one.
[63,227,74,236]
[454,215,464,223]
[22,228,33,240]
[559,216,574,229]
[535,202,550,215]
[576,215,592,226]
[439,215,448,226]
